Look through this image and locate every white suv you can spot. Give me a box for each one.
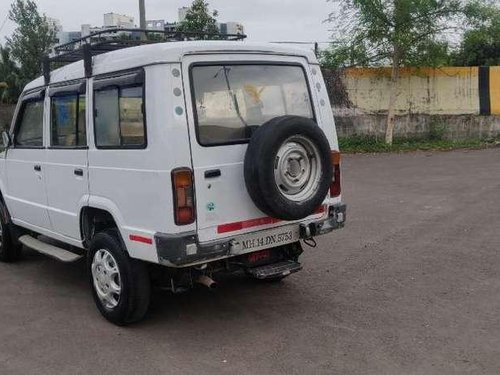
[0,40,346,325]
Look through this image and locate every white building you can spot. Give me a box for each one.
[147,20,165,31]
[178,7,189,22]
[53,8,244,49]
[221,22,245,36]
[46,17,81,46]
[47,17,63,33]
[103,13,135,29]
[81,24,103,38]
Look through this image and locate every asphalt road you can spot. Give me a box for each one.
[1,148,499,375]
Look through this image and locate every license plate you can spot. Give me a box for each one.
[230,226,300,255]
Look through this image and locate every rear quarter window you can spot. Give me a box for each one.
[93,71,146,149]
[51,93,87,147]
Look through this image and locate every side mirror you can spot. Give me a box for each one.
[2,131,11,149]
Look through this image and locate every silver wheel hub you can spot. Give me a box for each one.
[274,135,322,202]
[91,249,121,309]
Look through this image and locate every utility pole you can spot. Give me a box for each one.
[139,0,147,40]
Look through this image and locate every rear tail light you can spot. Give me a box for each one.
[330,151,342,197]
[172,168,195,225]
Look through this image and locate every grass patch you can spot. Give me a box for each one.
[339,135,498,153]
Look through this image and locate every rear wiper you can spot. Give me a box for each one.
[219,66,248,128]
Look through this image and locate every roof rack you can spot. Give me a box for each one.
[42,27,247,84]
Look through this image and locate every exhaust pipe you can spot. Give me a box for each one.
[196,275,217,290]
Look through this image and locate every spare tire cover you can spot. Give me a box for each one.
[244,116,333,220]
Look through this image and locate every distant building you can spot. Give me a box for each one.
[103,13,135,29]
[47,17,63,33]
[178,7,189,22]
[164,22,178,33]
[47,17,81,46]
[220,22,245,36]
[78,13,135,42]
[146,8,245,38]
[57,31,82,45]
[51,9,244,50]
[81,24,92,37]
[146,19,165,31]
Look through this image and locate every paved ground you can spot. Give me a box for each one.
[0,148,499,374]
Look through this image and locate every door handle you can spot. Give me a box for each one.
[34,165,41,172]
[74,168,84,177]
[204,169,221,179]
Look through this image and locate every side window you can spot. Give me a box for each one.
[51,92,87,147]
[94,80,145,148]
[15,100,44,147]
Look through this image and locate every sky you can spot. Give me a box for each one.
[0,0,335,48]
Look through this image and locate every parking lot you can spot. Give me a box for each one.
[0,148,499,374]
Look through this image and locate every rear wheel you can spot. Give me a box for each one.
[0,201,22,262]
[88,229,150,325]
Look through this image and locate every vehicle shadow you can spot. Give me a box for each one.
[17,247,307,328]
[144,272,305,329]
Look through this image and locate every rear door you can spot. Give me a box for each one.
[44,80,89,240]
[182,54,319,243]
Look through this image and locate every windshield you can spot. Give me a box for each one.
[191,64,313,146]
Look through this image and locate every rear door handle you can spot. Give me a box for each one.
[204,169,221,179]
[74,168,84,177]
[34,165,41,172]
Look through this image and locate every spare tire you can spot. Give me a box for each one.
[244,116,333,220]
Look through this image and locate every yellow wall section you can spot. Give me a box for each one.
[490,67,500,115]
[341,67,480,115]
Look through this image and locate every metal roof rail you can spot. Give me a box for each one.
[42,27,247,84]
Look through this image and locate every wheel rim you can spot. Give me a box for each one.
[91,249,122,309]
[274,135,322,202]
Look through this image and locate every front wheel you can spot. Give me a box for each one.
[87,229,150,325]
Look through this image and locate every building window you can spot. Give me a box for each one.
[51,94,87,147]
[15,99,44,147]
[94,83,145,148]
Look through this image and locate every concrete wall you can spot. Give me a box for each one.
[336,114,500,141]
[325,67,500,140]
[339,67,479,115]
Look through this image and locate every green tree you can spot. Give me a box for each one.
[6,0,56,87]
[176,0,220,40]
[324,0,462,144]
[453,0,500,66]
[0,45,21,103]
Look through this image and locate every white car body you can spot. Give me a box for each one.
[1,41,343,267]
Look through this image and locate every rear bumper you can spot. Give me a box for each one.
[155,203,347,268]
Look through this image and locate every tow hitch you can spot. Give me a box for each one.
[300,203,347,239]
